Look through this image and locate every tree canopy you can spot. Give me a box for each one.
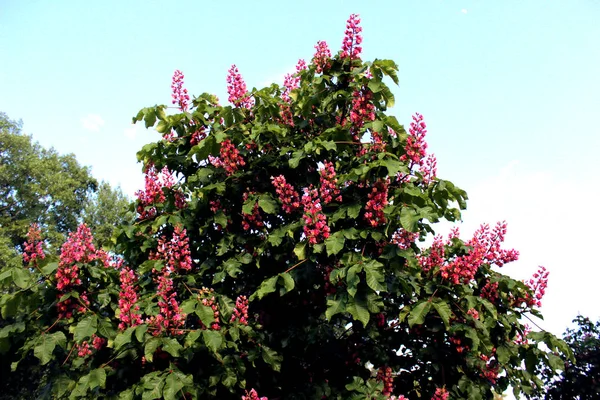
[535,315,600,399]
[0,15,571,400]
[0,112,130,265]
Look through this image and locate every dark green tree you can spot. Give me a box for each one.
[0,112,130,264]
[535,316,600,399]
[0,16,571,400]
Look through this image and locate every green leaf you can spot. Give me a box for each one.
[135,324,148,342]
[289,150,305,168]
[74,315,98,342]
[347,296,370,327]
[258,194,278,214]
[261,345,283,372]
[161,338,182,357]
[432,300,452,328]
[144,338,161,362]
[41,262,58,275]
[325,231,345,256]
[97,318,116,339]
[400,207,420,232]
[408,301,432,327]
[347,204,362,219]
[180,298,197,314]
[34,331,66,365]
[196,304,215,328]
[163,373,184,400]
[293,242,307,260]
[326,297,346,321]
[279,272,295,293]
[346,265,362,297]
[185,330,201,347]
[114,327,135,350]
[88,368,106,390]
[202,330,223,354]
[250,275,278,301]
[364,260,386,292]
[11,268,31,289]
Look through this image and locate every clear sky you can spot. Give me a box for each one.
[1,0,599,340]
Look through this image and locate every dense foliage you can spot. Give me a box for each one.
[0,15,571,399]
[534,315,600,399]
[0,112,130,264]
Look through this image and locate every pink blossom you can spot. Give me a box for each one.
[376,366,394,396]
[364,179,389,227]
[147,269,185,336]
[340,14,363,60]
[231,295,249,325]
[242,389,267,400]
[227,65,254,109]
[301,187,330,244]
[171,69,190,111]
[151,225,193,273]
[312,40,332,73]
[392,229,419,250]
[271,175,300,214]
[209,139,246,175]
[319,161,341,204]
[23,223,45,265]
[118,266,142,330]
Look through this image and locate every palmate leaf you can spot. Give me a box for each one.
[34,331,66,365]
[408,301,432,327]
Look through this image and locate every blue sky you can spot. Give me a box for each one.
[1,0,599,340]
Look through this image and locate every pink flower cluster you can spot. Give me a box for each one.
[402,113,427,165]
[55,224,100,318]
[241,191,264,231]
[439,222,519,285]
[419,235,445,273]
[199,287,221,330]
[147,269,185,336]
[480,280,499,303]
[392,229,419,250]
[23,223,45,265]
[76,334,106,358]
[171,69,189,111]
[479,352,499,384]
[467,308,479,320]
[279,59,306,126]
[340,14,363,60]
[231,295,249,325]
[400,113,438,185]
[364,179,389,227]
[431,387,449,400]
[118,266,142,330]
[350,88,375,130]
[152,226,193,273]
[209,139,246,176]
[312,40,332,73]
[190,125,207,146]
[301,187,330,244]
[136,165,179,219]
[242,389,267,400]
[319,161,342,204]
[515,324,531,345]
[227,65,254,109]
[271,175,300,214]
[376,366,394,397]
[525,266,549,307]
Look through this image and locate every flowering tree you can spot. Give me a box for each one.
[0,14,571,400]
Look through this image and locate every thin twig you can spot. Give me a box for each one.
[284,259,307,274]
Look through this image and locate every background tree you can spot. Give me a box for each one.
[0,112,130,264]
[0,16,571,400]
[535,315,600,399]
